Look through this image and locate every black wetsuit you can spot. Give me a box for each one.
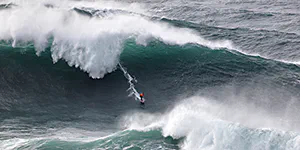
[140,97,145,105]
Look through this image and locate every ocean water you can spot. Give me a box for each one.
[1,0,300,149]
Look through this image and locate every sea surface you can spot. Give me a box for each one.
[1,0,300,149]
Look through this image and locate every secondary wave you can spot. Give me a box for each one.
[2,90,300,150]
[121,96,300,150]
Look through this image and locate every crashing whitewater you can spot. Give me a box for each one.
[122,96,300,150]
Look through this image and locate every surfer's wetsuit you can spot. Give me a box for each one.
[140,93,145,105]
[140,98,145,105]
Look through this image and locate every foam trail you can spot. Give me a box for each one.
[0,127,119,150]
[118,63,141,101]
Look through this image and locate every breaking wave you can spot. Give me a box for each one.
[0,1,234,78]
[121,96,300,150]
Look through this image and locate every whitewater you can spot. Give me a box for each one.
[1,0,300,150]
[122,97,300,150]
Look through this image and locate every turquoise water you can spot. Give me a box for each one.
[1,0,300,149]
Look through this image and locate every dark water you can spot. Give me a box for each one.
[1,0,300,149]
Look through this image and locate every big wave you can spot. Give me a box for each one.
[0,1,234,78]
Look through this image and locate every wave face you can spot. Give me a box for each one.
[1,0,300,150]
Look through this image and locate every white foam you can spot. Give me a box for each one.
[0,1,235,78]
[120,96,300,150]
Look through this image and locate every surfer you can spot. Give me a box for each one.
[139,93,145,105]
